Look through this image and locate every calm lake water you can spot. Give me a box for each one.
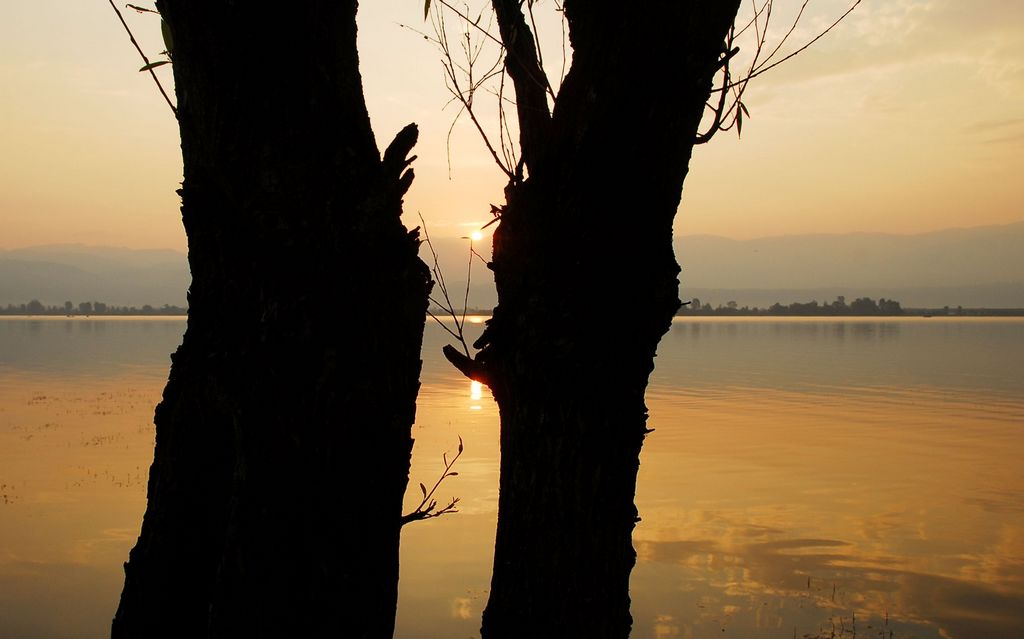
[1,317,1022,639]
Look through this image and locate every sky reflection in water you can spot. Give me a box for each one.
[0,317,1022,638]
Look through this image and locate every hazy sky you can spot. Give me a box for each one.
[1,0,1022,251]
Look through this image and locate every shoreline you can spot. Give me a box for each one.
[3,309,1023,319]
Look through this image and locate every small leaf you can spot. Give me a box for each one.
[458,436,464,454]
[419,482,427,497]
[739,101,750,118]
[139,60,171,72]
[423,0,431,20]
[447,472,459,477]
[126,3,159,14]
[736,109,744,138]
[160,19,174,57]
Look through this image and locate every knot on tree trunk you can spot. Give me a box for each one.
[382,123,419,177]
[442,344,489,385]
[382,122,419,197]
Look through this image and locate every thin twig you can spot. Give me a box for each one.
[470,246,489,266]
[699,0,859,145]
[746,0,860,82]
[733,0,771,40]
[757,0,811,71]
[106,0,177,118]
[401,437,464,525]
[712,0,861,93]
[427,308,467,342]
[750,0,763,49]
[418,213,473,357]
[695,36,737,145]
[419,214,455,316]
[526,1,556,101]
[557,1,568,89]
[461,237,473,329]
[431,7,516,179]
[437,0,504,48]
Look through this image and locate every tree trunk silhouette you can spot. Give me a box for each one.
[112,2,429,637]
[445,2,741,636]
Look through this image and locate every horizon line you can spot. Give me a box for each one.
[2,219,1022,253]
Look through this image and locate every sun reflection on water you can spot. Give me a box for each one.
[469,380,484,410]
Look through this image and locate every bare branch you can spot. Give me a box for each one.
[425,7,517,179]
[699,0,860,144]
[106,0,177,118]
[746,0,861,83]
[526,1,556,102]
[491,0,552,174]
[437,0,505,49]
[733,0,771,40]
[557,1,568,89]
[461,237,473,329]
[427,308,466,342]
[419,213,476,357]
[757,0,811,71]
[695,39,739,145]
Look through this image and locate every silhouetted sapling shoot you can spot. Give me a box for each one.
[401,436,464,526]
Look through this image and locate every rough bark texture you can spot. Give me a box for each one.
[112,2,430,637]
[463,2,741,637]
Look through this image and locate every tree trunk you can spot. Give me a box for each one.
[112,2,429,637]
[449,2,741,636]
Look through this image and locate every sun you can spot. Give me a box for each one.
[470,230,484,242]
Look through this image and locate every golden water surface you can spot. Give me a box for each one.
[1,317,1021,638]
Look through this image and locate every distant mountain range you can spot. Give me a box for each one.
[0,245,189,307]
[2,221,1022,308]
[676,221,1024,308]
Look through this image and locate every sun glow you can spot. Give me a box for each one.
[470,230,484,242]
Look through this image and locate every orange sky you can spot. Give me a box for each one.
[1,0,1022,251]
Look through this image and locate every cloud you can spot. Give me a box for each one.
[962,117,1024,146]
[962,117,1024,134]
[737,0,1024,93]
[982,131,1024,145]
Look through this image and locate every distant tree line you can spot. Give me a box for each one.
[906,305,1024,317]
[6,298,1017,318]
[1,299,187,316]
[679,295,905,316]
